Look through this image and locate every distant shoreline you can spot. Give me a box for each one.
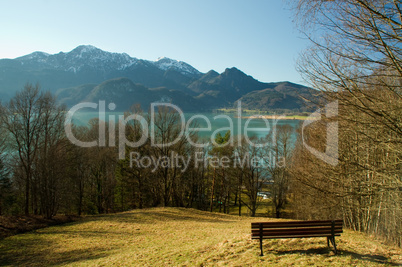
[235,115,317,121]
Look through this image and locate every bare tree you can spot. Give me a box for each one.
[117,105,152,209]
[234,136,266,217]
[34,93,66,218]
[292,0,402,246]
[0,84,47,215]
[266,124,294,218]
[0,115,10,215]
[149,105,189,207]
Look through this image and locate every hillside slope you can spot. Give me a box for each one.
[1,208,399,266]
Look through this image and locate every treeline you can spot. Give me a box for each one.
[0,84,294,219]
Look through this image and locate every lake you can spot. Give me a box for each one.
[69,111,301,141]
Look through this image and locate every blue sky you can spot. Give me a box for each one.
[0,0,309,84]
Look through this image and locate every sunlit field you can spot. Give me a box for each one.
[0,208,400,266]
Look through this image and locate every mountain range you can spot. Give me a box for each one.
[0,45,318,112]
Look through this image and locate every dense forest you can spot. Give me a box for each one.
[0,84,294,220]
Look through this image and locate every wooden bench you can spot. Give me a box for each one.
[251,220,343,256]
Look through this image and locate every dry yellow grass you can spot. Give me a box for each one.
[0,207,400,266]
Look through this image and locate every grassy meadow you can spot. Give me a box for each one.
[0,207,400,266]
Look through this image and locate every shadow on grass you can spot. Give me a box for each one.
[275,248,399,266]
[97,209,240,224]
[338,250,399,266]
[0,208,240,266]
[0,239,113,266]
[138,210,239,223]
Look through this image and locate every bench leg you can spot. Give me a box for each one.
[329,236,337,255]
[259,223,264,256]
[327,237,330,248]
[259,237,264,256]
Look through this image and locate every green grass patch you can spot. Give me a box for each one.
[0,208,400,266]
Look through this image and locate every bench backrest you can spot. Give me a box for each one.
[251,220,343,239]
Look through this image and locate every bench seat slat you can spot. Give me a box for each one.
[251,223,342,229]
[251,226,342,233]
[251,231,343,236]
[251,230,343,237]
[252,219,342,225]
[251,220,342,229]
[252,229,342,235]
[251,233,341,239]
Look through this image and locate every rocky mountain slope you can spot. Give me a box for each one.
[0,45,317,111]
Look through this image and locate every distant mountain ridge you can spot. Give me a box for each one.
[13,45,200,76]
[0,45,318,112]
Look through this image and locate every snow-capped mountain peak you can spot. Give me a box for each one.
[156,56,171,61]
[153,56,201,76]
[74,45,98,53]
[16,51,50,61]
[11,45,201,77]
[68,45,112,60]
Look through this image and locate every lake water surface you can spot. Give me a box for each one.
[69,111,301,140]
